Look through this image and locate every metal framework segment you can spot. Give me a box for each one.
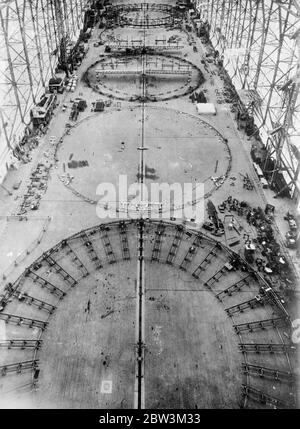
[44,255,77,286]
[107,3,179,28]
[96,69,190,76]
[80,232,103,269]
[241,384,295,408]
[118,221,130,261]
[192,243,219,278]
[203,262,233,289]
[1,359,39,376]
[151,222,165,261]
[108,3,175,14]
[95,57,191,77]
[99,226,116,264]
[225,296,267,315]
[233,317,286,333]
[12,290,56,314]
[0,339,42,349]
[179,234,204,271]
[108,43,184,53]
[0,275,26,309]
[216,275,252,300]
[27,271,66,299]
[166,225,184,265]
[0,312,47,329]
[239,343,296,353]
[242,363,294,383]
[60,240,89,277]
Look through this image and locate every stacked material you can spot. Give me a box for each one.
[66,74,79,92]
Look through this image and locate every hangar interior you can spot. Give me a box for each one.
[0,0,299,409]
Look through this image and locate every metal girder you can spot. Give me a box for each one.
[197,0,300,199]
[0,0,87,163]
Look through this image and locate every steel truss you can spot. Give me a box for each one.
[107,3,177,28]
[196,0,300,199]
[0,0,87,180]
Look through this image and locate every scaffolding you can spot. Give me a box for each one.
[107,3,178,28]
[95,56,191,76]
[0,0,88,181]
[195,0,300,200]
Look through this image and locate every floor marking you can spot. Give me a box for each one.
[100,380,112,394]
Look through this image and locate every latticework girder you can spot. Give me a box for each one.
[196,0,300,198]
[0,0,88,181]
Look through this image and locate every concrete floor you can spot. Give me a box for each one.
[144,264,242,409]
[57,106,229,203]
[0,220,296,408]
[0,0,298,409]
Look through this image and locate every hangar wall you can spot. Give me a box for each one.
[0,0,89,182]
[195,0,300,200]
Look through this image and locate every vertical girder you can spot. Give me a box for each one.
[197,0,300,198]
[0,0,87,162]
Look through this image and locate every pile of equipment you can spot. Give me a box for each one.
[18,163,50,215]
[30,93,57,128]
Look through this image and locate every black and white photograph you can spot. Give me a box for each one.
[0,0,299,414]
